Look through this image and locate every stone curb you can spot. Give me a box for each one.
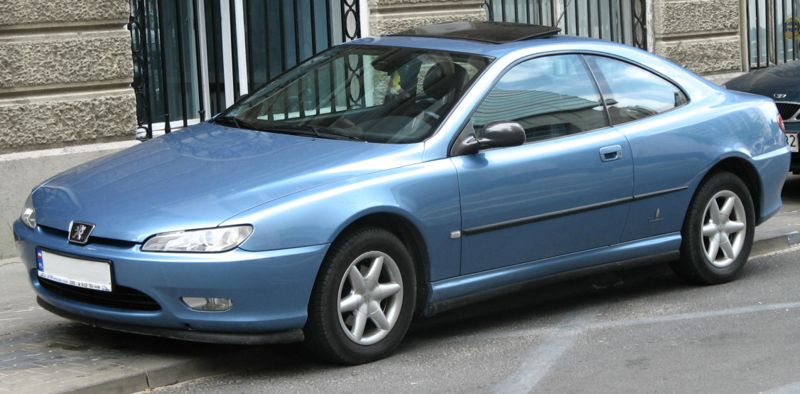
[32,230,800,394]
[67,347,273,394]
[751,231,800,258]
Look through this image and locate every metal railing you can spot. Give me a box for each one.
[747,0,799,69]
[129,0,362,139]
[484,0,647,50]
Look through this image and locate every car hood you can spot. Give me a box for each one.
[725,62,800,101]
[33,123,424,243]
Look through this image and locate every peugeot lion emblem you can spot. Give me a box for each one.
[774,93,788,99]
[68,221,95,245]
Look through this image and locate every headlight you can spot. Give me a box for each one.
[141,225,253,252]
[20,194,36,229]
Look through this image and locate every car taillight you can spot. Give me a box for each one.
[778,114,786,133]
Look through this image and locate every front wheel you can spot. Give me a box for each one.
[671,172,755,284]
[304,227,417,364]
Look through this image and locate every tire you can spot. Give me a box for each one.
[671,172,755,285]
[304,227,417,364]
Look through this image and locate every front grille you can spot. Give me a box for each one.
[39,225,138,249]
[38,275,161,311]
[776,102,800,121]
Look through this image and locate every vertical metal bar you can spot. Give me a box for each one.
[278,0,288,117]
[156,0,171,133]
[537,0,543,24]
[220,0,235,106]
[228,0,240,99]
[142,0,154,136]
[311,0,320,115]
[783,0,788,63]
[620,0,626,45]
[756,0,761,67]
[597,0,603,39]
[793,0,797,61]
[340,2,350,109]
[514,0,519,22]
[175,0,189,127]
[294,0,304,117]
[245,0,254,91]
[191,0,206,121]
[263,0,271,82]
[575,0,580,35]
[326,0,336,113]
[501,0,507,21]
[208,0,223,113]
[774,0,779,64]
[587,0,592,37]
[234,0,249,95]
[278,0,287,69]
[294,0,302,64]
[767,0,773,66]
[608,0,614,41]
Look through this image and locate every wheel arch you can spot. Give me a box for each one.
[700,155,763,223]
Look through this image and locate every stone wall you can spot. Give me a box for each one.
[652,0,745,75]
[368,0,487,36]
[0,0,136,153]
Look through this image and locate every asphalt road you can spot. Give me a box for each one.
[149,242,800,394]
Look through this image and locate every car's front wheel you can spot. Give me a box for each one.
[672,172,755,284]
[305,227,416,364]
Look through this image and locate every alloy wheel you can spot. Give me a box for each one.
[337,251,404,345]
[700,190,747,268]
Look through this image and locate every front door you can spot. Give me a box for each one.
[451,54,634,274]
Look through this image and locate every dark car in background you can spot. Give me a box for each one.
[726,62,800,173]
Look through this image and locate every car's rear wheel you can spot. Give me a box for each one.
[305,227,416,364]
[672,172,755,284]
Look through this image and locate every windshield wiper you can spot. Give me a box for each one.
[214,116,263,132]
[264,124,362,141]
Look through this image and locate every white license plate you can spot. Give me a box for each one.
[788,133,799,153]
[37,249,112,292]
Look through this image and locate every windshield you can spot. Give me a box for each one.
[217,45,491,143]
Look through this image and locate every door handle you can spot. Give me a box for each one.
[599,145,623,162]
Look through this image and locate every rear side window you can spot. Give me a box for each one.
[586,56,688,125]
[471,54,609,143]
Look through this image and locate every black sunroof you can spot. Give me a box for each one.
[390,21,561,44]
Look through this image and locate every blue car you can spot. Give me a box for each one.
[13,21,790,364]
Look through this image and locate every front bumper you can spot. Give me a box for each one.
[13,220,329,342]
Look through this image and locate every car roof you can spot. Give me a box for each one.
[390,21,560,44]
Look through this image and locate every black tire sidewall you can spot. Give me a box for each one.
[680,172,755,284]
[306,227,417,364]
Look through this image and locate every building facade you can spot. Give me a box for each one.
[0,0,791,258]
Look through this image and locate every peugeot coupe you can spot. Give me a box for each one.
[13,22,790,364]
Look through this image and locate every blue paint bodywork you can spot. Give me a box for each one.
[725,61,800,172]
[14,35,790,340]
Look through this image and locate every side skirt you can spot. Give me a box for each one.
[424,233,681,316]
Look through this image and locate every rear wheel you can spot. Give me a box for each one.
[305,227,416,364]
[671,172,755,284]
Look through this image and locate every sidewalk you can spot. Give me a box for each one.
[0,260,285,394]
[2,195,800,394]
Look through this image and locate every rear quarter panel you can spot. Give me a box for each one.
[619,87,789,241]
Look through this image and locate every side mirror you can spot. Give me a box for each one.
[450,120,526,156]
[477,121,526,149]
